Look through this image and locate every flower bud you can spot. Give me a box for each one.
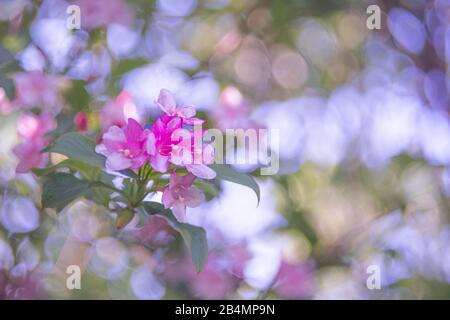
[115,208,135,229]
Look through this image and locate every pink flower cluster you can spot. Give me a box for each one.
[13,112,56,173]
[96,89,216,219]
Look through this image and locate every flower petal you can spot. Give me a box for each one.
[103,125,127,151]
[184,186,205,208]
[151,153,170,173]
[106,152,132,171]
[186,164,216,179]
[156,89,177,114]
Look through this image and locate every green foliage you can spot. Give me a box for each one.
[143,201,208,272]
[210,164,260,204]
[45,132,105,168]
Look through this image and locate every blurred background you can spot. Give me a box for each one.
[1,0,450,299]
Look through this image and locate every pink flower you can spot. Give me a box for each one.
[74,112,88,132]
[148,114,182,173]
[171,131,216,179]
[0,87,13,115]
[156,89,205,126]
[13,112,56,173]
[214,86,262,131]
[99,90,139,130]
[95,118,153,171]
[162,172,205,220]
[73,0,133,30]
[132,215,176,248]
[13,71,66,111]
[273,260,314,299]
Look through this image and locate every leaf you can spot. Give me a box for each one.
[142,203,208,272]
[32,158,94,177]
[164,210,208,273]
[143,201,165,214]
[0,75,15,100]
[42,173,90,211]
[0,45,19,73]
[209,164,260,204]
[45,132,105,168]
[63,81,90,111]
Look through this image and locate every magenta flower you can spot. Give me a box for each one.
[156,89,205,126]
[162,172,205,221]
[149,115,182,173]
[13,112,56,173]
[95,118,152,171]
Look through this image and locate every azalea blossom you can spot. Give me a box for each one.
[156,89,205,126]
[170,131,216,179]
[13,112,56,173]
[95,118,153,171]
[149,114,182,173]
[162,172,205,220]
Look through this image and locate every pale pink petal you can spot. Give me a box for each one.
[131,154,149,170]
[162,188,175,208]
[156,89,177,114]
[184,187,205,208]
[202,144,215,164]
[183,117,206,126]
[103,126,127,151]
[151,153,170,173]
[145,131,156,155]
[177,106,196,119]
[186,164,216,179]
[172,202,187,221]
[17,114,39,139]
[106,152,132,170]
[95,144,109,157]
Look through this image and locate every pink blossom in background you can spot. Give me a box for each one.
[189,261,233,299]
[0,87,13,114]
[72,0,134,30]
[13,112,56,173]
[132,215,177,248]
[13,71,66,111]
[74,111,88,132]
[95,118,152,171]
[161,172,205,221]
[273,260,314,299]
[213,86,262,130]
[0,271,42,300]
[99,90,139,130]
[225,245,252,279]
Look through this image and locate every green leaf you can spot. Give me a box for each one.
[63,81,90,111]
[45,132,105,168]
[0,75,15,100]
[164,210,208,273]
[32,158,94,177]
[42,173,90,211]
[143,203,208,272]
[143,201,165,214]
[0,45,19,73]
[209,164,260,204]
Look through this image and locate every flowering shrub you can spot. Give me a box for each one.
[28,89,259,271]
